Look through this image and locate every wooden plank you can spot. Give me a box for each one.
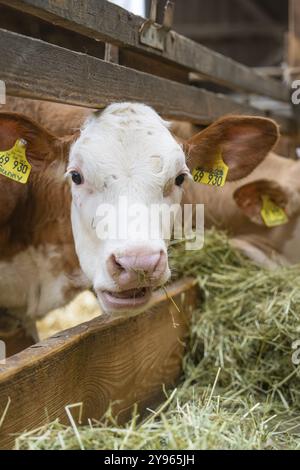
[288,0,300,80]
[0,278,199,450]
[287,0,300,128]
[119,49,189,84]
[0,3,106,59]
[0,0,290,102]
[0,29,295,134]
[0,3,188,84]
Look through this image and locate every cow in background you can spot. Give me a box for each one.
[184,151,300,267]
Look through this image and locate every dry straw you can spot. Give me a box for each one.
[15,230,300,450]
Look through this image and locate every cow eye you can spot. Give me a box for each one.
[70,171,83,185]
[175,173,186,186]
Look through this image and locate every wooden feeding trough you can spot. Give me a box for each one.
[0,0,298,450]
[0,279,198,450]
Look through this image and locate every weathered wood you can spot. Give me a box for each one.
[119,49,189,84]
[0,3,106,59]
[0,278,199,450]
[0,29,295,133]
[0,0,290,102]
[287,0,300,130]
[104,43,119,64]
[288,0,300,80]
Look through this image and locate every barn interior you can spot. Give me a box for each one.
[0,0,300,452]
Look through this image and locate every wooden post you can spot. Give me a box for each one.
[285,0,300,156]
[288,0,300,81]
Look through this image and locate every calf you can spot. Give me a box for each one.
[2,96,92,136]
[184,151,300,267]
[0,104,278,336]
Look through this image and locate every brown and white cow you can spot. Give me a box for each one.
[183,150,300,268]
[0,101,278,336]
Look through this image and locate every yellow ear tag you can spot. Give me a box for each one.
[192,151,228,187]
[260,195,288,227]
[0,139,31,184]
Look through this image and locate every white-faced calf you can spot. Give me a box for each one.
[0,103,278,336]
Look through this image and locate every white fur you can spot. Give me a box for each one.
[68,103,187,307]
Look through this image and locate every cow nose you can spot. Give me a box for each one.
[117,252,161,274]
[107,249,167,288]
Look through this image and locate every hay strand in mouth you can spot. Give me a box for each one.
[162,286,180,328]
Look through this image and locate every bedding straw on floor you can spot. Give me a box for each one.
[14,230,300,450]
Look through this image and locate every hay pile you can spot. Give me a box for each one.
[37,291,101,340]
[15,230,300,450]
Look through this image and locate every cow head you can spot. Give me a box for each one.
[233,177,300,226]
[0,105,279,315]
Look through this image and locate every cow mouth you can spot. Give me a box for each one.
[99,287,152,310]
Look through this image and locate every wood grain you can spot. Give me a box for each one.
[0,278,199,450]
[0,29,295,133]
[0,0,290,102]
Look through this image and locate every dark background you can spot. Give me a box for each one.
[146,0,288,67]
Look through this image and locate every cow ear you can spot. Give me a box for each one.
[0,112,73,170]
[0,113,74,225]
[233,179,289,225]
[185,115,279,181]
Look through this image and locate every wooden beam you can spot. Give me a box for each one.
[0,278,199,450]
[288,0,300,80]
[253,67,284,78]
[287,0,300,128]
[119,49,189,84]
[0,29,295,134]
[0,0,290,102]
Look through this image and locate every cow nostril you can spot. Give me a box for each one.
[107,254,126,278]
[155,250,167,274]
[112,255,124,271]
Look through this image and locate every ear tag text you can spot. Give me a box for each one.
[0,139,31,184]
[260,195,288,227]
[192,151,228,187]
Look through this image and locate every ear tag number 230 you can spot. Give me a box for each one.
[0,139,31,184]
[192,151,228,188]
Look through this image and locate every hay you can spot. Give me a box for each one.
[15,230,300,450]
[37,291,101,340]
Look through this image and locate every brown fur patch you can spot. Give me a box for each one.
[185,115,279,181]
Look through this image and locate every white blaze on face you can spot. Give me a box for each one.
[67,103,188,313]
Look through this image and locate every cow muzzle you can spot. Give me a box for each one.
[97,247,169,312]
